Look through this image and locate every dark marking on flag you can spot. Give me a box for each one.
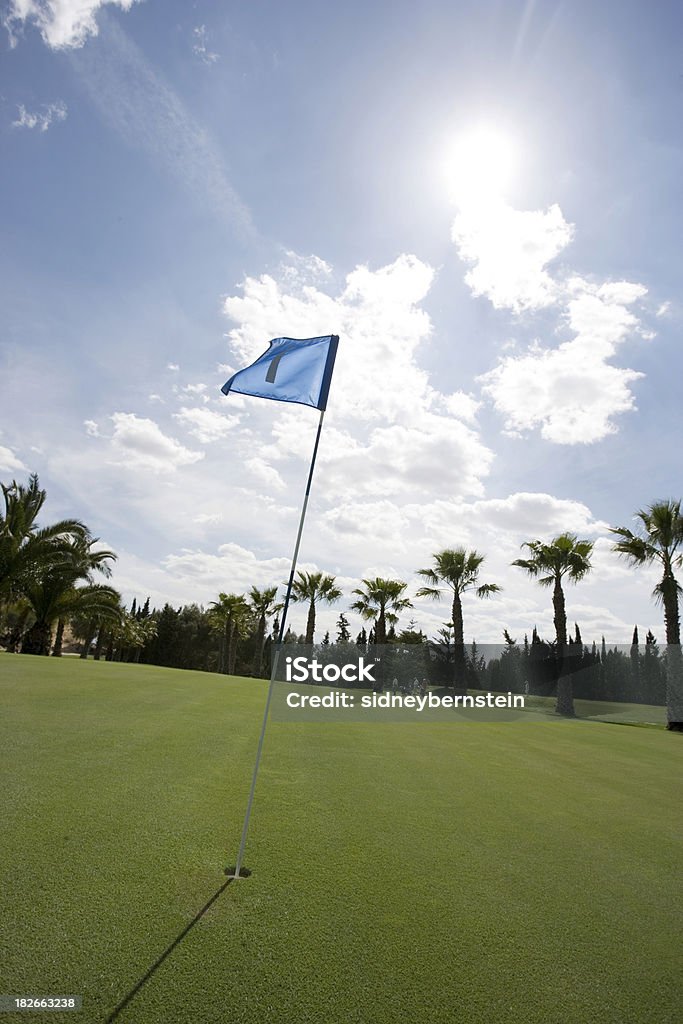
[266,354,284,383]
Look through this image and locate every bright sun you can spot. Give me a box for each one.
[442,127,518,205]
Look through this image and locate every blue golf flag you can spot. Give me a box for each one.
[221,335,339,411]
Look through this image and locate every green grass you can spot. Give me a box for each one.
[513,692,668,725]
[0,653,680,1024]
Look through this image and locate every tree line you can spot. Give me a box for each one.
[1,474,681,727]
[472,627,668,708]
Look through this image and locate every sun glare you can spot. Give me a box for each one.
[442,127,518,205]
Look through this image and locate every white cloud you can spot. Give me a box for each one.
[167,363,179,371]
[480,345,642,444]
[0,444,28,474]
[564,278,647,356]
[439,390,481,423]
[280,251,333,287]
[163,542,293,596]
[84,419,101,437]
[4,0,141,49]
[322,499,411,541]
[467,491,608,538]
[226,253,462,426]
[109,412,204,472]
[180,383,210,405]
[221,253,495,504]
[245,457,286,491]
[448,166,656,446]
[479,278,647,443]
[452,200,574,312]
[592,280,648,306]
[173,406,239,443]
[11,101,67,132]
[318,414,492,499]
[193,512,223,526]
[319,491,606,571]
[191,24,218,65]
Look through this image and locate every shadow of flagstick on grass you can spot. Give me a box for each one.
[105,871,248,1023]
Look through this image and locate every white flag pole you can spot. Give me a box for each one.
[228,334,338,879]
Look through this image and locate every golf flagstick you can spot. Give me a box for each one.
[228,408,326,880]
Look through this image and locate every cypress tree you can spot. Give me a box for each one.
[336,613,351,643]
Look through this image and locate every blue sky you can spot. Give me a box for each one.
[1,0,681,642]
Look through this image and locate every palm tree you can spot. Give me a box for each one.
[611,500,683,729]
[1,596,32,652]
[249,585,279,676]
[0,473,88,608]
[350,577,412,646]
[54,535,117,656]
[291,571,342,645]
[513,533,594,716]
[18,532,117,657]
[22,580,122,656]
[416,548,501,692]
[209,593,250,675]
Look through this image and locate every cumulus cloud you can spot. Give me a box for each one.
[173,406,239,443]
[193,512,223,526]
[318,415,492,500]
[0,444,27,474]
[225,254,463,425]
[564,278,647,355]
[110,412,204,472]
[224,253,436,424]
[3,0,141,49]
[452,200,574,312]
[465,491,607,539]
[322,499,412,540]
[479,278,647,443]
[439,391,481,423]
[162,542,294,595]
[221,253,496,504]
[448,161,658,445]
[11,101,67,131]
[320,491,607,567]
[245,457,286,491]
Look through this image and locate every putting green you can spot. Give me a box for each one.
[0,654,679,1023]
